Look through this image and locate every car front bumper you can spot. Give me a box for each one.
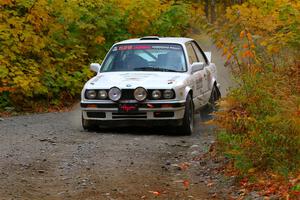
[81,100,186,121]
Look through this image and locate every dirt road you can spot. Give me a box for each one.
[0,37,233,200]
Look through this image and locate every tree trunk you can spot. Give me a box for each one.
[204,0,209,20]
[210,0,216,23]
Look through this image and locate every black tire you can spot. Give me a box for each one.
[82,113,98,131]
[180,94,194,135]
[208,84,221,111]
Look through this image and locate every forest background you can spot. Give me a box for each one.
[0,0,299,198]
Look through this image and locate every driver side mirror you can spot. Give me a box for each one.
[191,62,205,74]
[90,63,101,73]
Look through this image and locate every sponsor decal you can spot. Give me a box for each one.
[120,73,154,79]
[133,45,152,50]
[151,45,181,50]
[124,78,140,81]
[118,45,151,51]
[119,104,138,112]
[116,45,182,51]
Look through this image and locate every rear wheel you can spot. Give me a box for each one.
[200,84,221,120]
[208,84,221,111]
[82,113,98,131]
[180,94,194,135]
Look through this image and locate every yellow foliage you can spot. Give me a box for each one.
[95,36,105,44]
[0,0,12,6]
[0,0,195,109]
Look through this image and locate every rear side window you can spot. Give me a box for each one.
[191,42,206,64]
[186,43,198,64]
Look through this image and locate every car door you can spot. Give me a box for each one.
[191,41,211,102]
[185,42,206,109]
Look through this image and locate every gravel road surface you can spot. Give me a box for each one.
[0,37,233,200]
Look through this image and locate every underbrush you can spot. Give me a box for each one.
[210,0,300,198]
[216,68,300,175]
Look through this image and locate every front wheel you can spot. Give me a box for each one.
[180,94,194,135]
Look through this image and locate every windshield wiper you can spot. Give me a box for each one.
[134,67,179,72]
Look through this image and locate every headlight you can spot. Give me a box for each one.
[163,89,174,99]
[98,90,108,99]
[134,87,147,101]
[151,90,161,99]
[108,87,121,101]
[86,90,97,99]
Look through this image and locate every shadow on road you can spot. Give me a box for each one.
[84,109,216,137]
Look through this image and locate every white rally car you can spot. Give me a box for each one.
[81,36,221,135]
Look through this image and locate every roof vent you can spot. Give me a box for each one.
[140,36,159,40]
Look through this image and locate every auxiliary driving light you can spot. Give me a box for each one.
[108,87,121,101]
[134,87,147,101]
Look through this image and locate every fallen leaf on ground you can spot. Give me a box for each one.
[183,180,190,189]
[148,191,161,196]
[179,162,190,171]
[207,182,214,187]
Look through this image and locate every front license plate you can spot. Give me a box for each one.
[118,104,139,113]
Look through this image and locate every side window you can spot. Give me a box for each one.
[186,43,198,64]
[192,42,206,64]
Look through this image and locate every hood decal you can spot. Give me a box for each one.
[87,72,188,89]
[119,73,156,82]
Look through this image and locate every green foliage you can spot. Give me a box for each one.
[0,0,197,111]
[292,184,300,192]
[0,91,11,108]
[151,4,191,36]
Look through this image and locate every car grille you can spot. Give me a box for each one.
[120,89,135,100]
[112,112,147,119]
[120,89,162,100]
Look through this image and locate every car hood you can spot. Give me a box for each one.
[86,72,188,89]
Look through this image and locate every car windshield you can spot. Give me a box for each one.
[100,44,186,72]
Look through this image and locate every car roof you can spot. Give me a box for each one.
[115,36,193,46]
